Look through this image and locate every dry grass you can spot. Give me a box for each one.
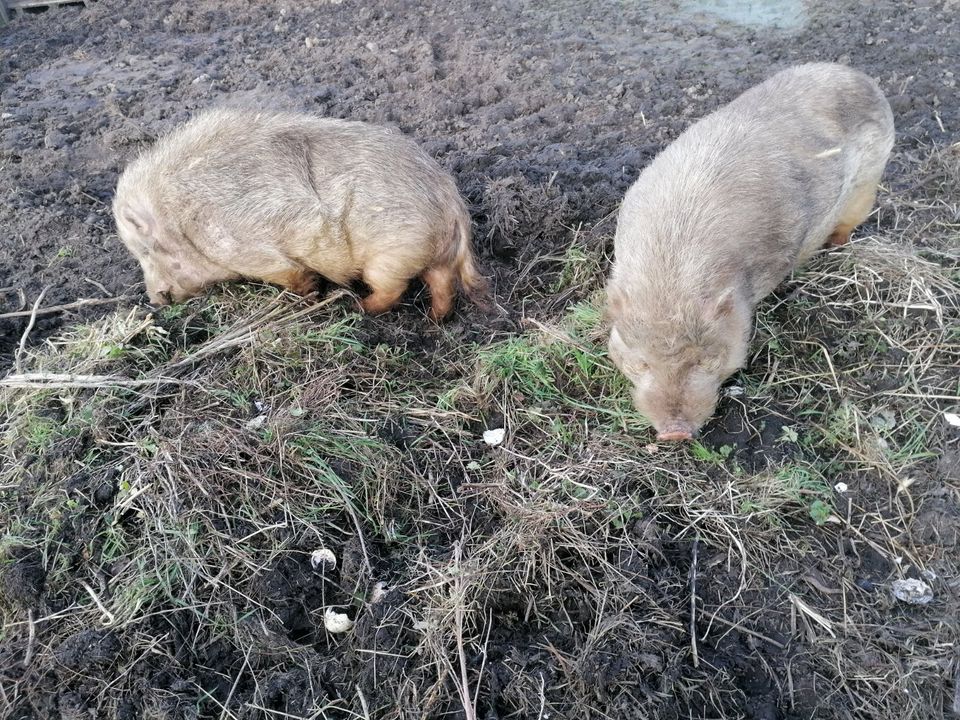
[0,145,958,720]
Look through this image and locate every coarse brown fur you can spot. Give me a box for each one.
[113,108,488,320]
[606,63,895,440]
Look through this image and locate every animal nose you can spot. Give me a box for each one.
[657,421,694,442]
[147,288,173,306]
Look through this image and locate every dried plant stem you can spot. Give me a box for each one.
[15,286,49,373]
[0,294,128,320]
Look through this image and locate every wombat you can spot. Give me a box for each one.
[606,63,894,441]
[113,108,486,320]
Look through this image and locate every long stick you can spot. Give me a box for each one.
[689,535,700,668]
[0,373,191,389]
[15,286,49,373]
[0,295,130,320]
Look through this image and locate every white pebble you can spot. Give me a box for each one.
[369,581,389,604]
[944,412,960,427]
[834,482,848,493]
[310,548,337,570]
[323,608,354,633]
[483,428,506,446]
[244,415,267,431]
[890,578,934,605]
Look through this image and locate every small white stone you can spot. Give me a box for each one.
[244,415,267,430]
[890,578,934,605]
[191,73,211,84]
[1,113,12,120]
[483,428,506,446]
[310,548,337,570]
[369,581,389,603]
[897,476,916,492]
[944,412,960,427]
[323,608,354,633]
[834,482,848,493]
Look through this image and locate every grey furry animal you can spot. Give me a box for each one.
[606,63,895,441]
[113,108,486,320]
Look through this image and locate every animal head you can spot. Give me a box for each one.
[607,283,752,441]
[113,193,208,305]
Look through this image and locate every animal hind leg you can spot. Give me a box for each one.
[361,262,410,315]
[422,266,456,322]
[827,181,880,247]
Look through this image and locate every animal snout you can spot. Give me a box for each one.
[147,288,173,306]
[656,421,695,442]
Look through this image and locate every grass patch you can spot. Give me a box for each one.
[1,150,958,719]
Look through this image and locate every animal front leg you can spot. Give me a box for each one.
[826,226,853,246]
[826,181,881,248]
[261,267,319,296]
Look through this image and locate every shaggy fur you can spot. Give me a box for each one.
[606,63,895,439]
[113,108,487,320]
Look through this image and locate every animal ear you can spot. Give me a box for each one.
[708,287,737,319]
[607,326,624,364]
[604,283,626,323]
[119,203,153,237]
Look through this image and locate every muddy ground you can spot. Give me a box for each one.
[1,0,958,350]
[1,1,959,719]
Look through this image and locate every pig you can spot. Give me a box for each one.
[113,108,486,321]
[606,63,895,441]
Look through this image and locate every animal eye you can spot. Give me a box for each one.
[698,357,721,372]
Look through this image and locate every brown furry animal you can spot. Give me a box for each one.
[606,63,895,441]
[113,108,486,320]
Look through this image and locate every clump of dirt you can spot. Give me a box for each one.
[700,398,801,470]
[0,546,46,608]
[54,629,122,673]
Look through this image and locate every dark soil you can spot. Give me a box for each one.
[1,1,959,719]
